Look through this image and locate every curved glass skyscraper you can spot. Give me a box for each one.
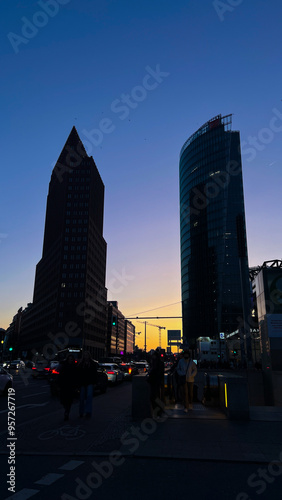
[179,115,250,350]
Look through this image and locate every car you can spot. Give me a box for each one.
[10,359,25,370]
[119,362,139,380]
[0,361,9,369]
[24,360,35,369]
[99,356,122,364]
[49,360,108,397]
[99,363,124,384]
[32,360,49,378]
[0,367,13,395]
[134,361,149,373]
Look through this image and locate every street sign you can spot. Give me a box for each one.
[168,330,181,342]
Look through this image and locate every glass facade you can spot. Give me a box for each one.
[179,115,250,345]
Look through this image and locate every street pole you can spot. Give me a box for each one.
[144,321,147,352]
[116,315,119,355]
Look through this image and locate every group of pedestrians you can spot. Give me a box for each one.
[58,350,98,421]
[148,348,197,414]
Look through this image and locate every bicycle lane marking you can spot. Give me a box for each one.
[38,425,86,441]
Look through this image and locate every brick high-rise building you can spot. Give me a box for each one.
[20,127,107,360]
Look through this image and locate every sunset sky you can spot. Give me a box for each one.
[1,0,282,351]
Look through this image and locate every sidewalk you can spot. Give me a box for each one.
[120,403,282,464]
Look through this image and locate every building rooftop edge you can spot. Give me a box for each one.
[180,113,234,157]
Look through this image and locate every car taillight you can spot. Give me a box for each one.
[32,367,36,370]
[107,371,115,374]
[44,368,50,372]
[128,368,132,374]
[52,369,60,375]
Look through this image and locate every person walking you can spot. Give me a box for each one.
[58,354,77,421]
[77,351,98,418]
[177,350,197,412]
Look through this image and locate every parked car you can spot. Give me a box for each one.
[99,363,124,384]
[0,367,13,395]
[10,359,25,370]
[119,362,139,380]
[49,360,108,397]
[32,360,49,378]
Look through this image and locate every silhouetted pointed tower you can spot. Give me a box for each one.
[21,127,107,359]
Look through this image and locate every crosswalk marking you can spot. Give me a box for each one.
[34,473,64,485]
[59,460,84,470]
[4,488,40,500]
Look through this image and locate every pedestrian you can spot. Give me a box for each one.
[77,351,98,418]
[58,354,77,421]
[148,349,164,418]
[173,352,184,404]
[177,350,197,412]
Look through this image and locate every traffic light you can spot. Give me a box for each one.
[9,347,13,351]
[112,316,117,327]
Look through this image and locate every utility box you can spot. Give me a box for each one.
[132,374,151,420]
[218,375,249,420]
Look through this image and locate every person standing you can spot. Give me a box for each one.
[173,352,184,404]
[77,351,97,418]
[58,354,77,421]
[177,350,197,412]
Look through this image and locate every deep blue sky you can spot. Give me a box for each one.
[1,0,282,348]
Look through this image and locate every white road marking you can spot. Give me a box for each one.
[4,488,39,500]
[34,473,64,485]
[59,460,85,470]
[0,402,48,414]
[21,392,47,398]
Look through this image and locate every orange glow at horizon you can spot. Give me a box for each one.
[125,301,183,353]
